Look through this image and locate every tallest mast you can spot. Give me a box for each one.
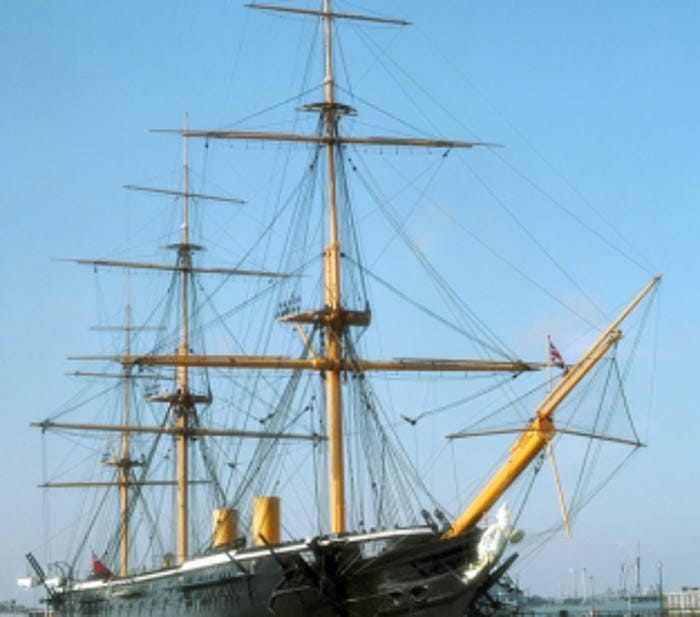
[175,113,192,562]
[321,0,346,534]
[146,2,502,540]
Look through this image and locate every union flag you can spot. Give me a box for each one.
[549,340,565,369]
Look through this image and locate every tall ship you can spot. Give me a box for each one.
[19,2,660,616]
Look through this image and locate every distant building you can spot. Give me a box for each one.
[0,600,43,617]
[665,588,700,616]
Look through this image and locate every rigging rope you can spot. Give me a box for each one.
[344,255,513,359]
[69,487,112,574]
[349,18,657,348]
[458,156,611,324]
[412,20,655,278]
[344,337,449,524]
[347,150,518,360]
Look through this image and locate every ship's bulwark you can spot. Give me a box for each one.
[48,528,490,616]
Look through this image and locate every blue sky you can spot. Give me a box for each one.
[2,0,699,603]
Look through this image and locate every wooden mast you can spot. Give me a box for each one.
[175,113,191,563]
[321,0,346,535]
[119,303,133,576]
[442,275,661,539]
[81,304,161,577]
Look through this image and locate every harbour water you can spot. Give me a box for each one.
[525,598,663,617]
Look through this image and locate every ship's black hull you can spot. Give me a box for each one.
[48,528,500,617]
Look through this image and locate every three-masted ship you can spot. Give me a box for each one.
[21,3,660,617]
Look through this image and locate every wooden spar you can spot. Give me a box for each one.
[321,0,346,535]
[73,354,538,373]
[150,129,495,150]
[39,481,210,488]
[66,371,174,380]
[442,275,661,540]
[176,113,190,564]
[547,443,572,540]
[33,420,324,441]
[246,3,412,26]
[447,427,644,448]
[62,258,290,278]
[123,185,245,204]
[120,306,132,576]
